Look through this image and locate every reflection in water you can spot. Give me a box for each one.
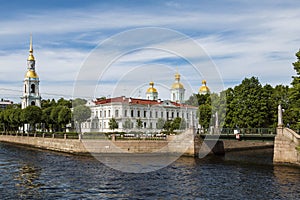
[273,165,300,199]
[14,164,43,199]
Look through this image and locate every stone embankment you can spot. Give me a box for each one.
[274,127,300,166]
[0,129,200,157]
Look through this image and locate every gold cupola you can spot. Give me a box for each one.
[171,72,184,89]
[146,81,158,100]
[147,81,158,93]
[25,70,39,78]
[199,80,210,94]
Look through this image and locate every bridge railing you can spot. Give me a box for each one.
[199,128,276,136]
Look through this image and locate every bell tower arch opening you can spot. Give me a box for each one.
[31,84,35,93]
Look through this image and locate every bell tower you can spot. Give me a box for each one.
[170,72,185,103]
[21,35,41,109]
[146,81,158,100]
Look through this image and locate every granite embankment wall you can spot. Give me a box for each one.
[222,140,274,152]
[274,127,300,166]
[0,129,200,157]
[0,130,276,157]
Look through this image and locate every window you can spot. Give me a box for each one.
[144,111,147,118]
[115,110,119,118]
[150,111,152,118]
[104,111,106,117]
[31,101,35,106]
[108,110,111,117]
[137,110,140,117]
[155,111,158,118]
[31,84,35,93]
[161,112,163,118]
[125,110,127,117]
[24,85,26,93]
[171,112,174,118]
[100,111,102,117]
[177,112,179,117]
[131,110,134,117]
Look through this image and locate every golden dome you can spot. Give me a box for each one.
[171,71,184,89]
[146,81,158,93]
[28,54,35,61]
[25,70,39,78]
[199,80,210,94]
[171,82,184,89]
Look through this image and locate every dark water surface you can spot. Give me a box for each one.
[0,142,299,199]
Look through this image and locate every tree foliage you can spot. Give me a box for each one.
[109,118,118,131]
[136,118,143,129]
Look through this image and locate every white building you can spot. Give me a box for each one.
[81,73,199,133]
[21,35,41,109]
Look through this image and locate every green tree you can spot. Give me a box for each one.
[198,104,212,129]
[42,107,54,132]
[57,98,72,108]
[9,107,22,132]
[185,94,199,106]
[123,118,132,129]
[72,98,87,108]
[163,120,172,132]
[22,106,42,132]
[109,118,118,131]
[136,118,143,129]
[171,117,186,130]
[156,118,165,129]
[58,106,72,132]
[288,49,300,129]
[72,105,91,133]
[50,105,64,132]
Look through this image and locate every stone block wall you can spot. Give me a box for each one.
[273,127,300,166]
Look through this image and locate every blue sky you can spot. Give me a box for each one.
[1,0,300,102]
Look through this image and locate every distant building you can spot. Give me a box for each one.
[21,35,41,109]
[0,99,13,109]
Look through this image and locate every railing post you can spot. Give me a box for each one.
[64,134,67,140]
[52,134,55,138]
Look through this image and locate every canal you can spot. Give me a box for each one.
[0,142,299,199]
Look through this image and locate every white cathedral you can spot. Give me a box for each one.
[19,36,210,133]
[81,72,210,133]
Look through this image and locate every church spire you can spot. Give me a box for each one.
[28,34,35,61]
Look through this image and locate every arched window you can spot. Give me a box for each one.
[24,85,26,93]
[31,84,35,93]
[31,101,35,106]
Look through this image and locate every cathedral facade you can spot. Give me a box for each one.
[81,72,207,133]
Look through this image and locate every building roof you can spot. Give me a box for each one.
[94,96,197,108]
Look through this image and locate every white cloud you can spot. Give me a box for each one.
[1,1,300,103]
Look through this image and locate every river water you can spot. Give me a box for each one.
[0,142,299,200]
